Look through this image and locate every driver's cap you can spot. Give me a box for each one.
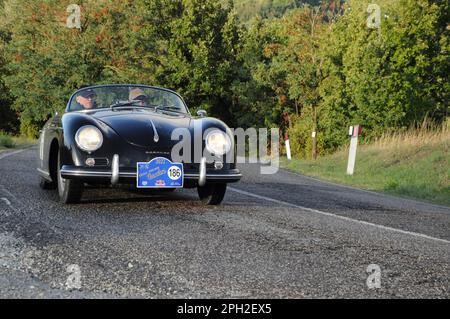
[79,89,97,98]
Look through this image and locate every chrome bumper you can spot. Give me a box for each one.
[60,156,242,185]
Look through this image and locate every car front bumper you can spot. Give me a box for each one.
[60,166,242,185]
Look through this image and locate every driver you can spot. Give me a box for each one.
[75,89,97,110]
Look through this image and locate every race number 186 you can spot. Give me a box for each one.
[168,166,182,180]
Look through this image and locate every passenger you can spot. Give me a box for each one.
[129,88,148,107]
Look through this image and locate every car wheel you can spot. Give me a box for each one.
[57,152,83,204]
[39,176,55,190]
[197,183,227,205]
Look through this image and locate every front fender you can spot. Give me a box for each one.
[61,113,121,167]
[190,117,236,167]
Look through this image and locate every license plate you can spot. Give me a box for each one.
[137,157,183,188]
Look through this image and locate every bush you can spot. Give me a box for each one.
[0,131,15,148]
[19,117,40,139]
[287,113,325,159]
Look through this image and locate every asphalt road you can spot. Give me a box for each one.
[0,147,449,298]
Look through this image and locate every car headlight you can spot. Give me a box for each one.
[205,130,231,156]
[75,125,103,152]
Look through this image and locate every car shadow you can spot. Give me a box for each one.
[76,185,198,205]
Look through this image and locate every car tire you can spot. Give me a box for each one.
[39,176,56,190]
[197,183,227,205]
[57,152,83,204]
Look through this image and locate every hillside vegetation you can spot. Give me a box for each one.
[231,0,321,22]
[0,0,447,160]
[282,124,450,206]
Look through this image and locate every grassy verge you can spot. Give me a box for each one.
[0,132,36,153]
[281,126,450,206]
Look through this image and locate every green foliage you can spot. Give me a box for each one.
[230,17,285,129]
[232,0,322,22]
[0,22,17,133]
[318,0,449,148]
[0,131,14,148]
[0,82,17,133]
[151,0,242,123]
[232,3,340,147]
[0,0,447,155]
[0,0,241,136]
[1,0,133,135]
[19,117,40,139]
[288,113,326,158]
[236,0,449,156]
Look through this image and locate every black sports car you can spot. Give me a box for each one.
[37,84,241,205]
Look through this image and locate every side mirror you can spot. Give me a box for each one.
[197,109,207,118]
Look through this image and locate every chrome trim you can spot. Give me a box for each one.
[199,157,206,187]
[37,168,50,177]
[60,168,242,181]
[150,120,159,143]
[145,151,170,155]
[61,170,111,177]
[111,154,119,185]
[197,109,207,117]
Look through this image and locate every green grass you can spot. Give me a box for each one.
[281,127,450,207]
[0,132,36,153]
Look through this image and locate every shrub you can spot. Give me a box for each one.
[0,131,15,148]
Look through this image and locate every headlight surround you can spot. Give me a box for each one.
[75,125,103,152]
[205,130,231,156]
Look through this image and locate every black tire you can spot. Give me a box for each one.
[39,176,56,190]
[57,152,83,204]
[197,183,227,205]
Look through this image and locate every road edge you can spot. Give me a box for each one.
[280,165,450,211]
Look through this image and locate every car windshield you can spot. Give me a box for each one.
[68,85,189,114]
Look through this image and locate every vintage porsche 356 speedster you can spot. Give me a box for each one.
[37,84,241,205]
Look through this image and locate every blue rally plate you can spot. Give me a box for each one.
[137,157,184,188]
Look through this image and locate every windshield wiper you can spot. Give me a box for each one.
[110,102,164,112]
[110,101,146,109]
[109,102,185,114]
[157,106,185,114]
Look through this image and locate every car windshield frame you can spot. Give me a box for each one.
[66,84,190,115]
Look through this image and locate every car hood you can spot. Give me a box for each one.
[90,109,192,148]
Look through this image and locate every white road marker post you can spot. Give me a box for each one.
[284,133,292,161]
[312,131,317,160]
[347,125,362,175]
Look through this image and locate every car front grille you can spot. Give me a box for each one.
[93,158,109,167]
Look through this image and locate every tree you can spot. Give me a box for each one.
[319,0,450,150]
[233,2,341,157]
[151,0,242,124]
[0,26,17,133]
[231,16,286,129]
[0,0,142,136]
[0,0,242,137]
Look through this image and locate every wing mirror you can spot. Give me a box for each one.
[197,110,207,118]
